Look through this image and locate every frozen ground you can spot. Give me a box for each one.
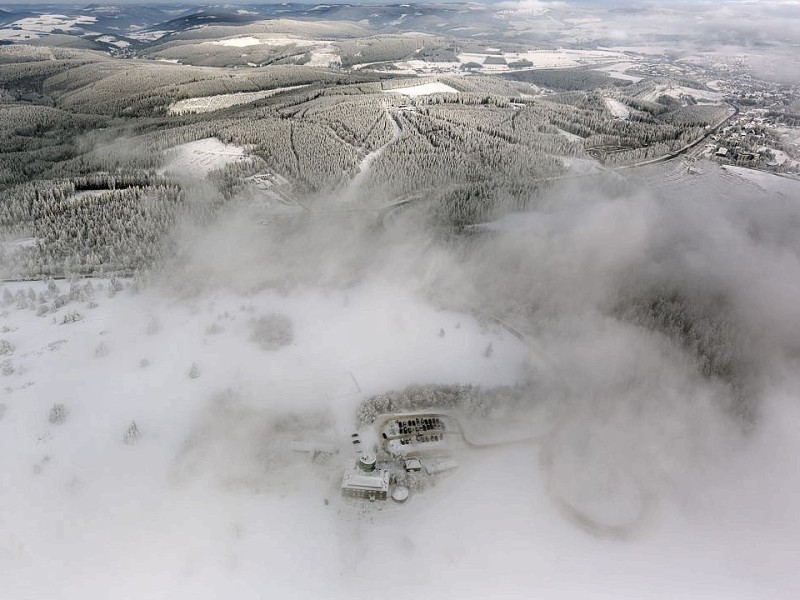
[561,156,606,176]
[160,138,247,178]
[306,46,340,68]
[128,30,170,42]
[595,62,644,83]
[604,97,630,120]
[457,48,625,71]
[1,238,37,250]
[755,147,800,170]
[637,160,800,201]
[2,158,800,598]
[777,125,800,147]
[210,36,322,48]
[720,165,800,194]
[206,36,340,67]
[212,36,263,48]
[342,109,402,201]
[639,83,723,104]
[0,14,96,41]
[251,36,319,47]
[0,277,534,598]
[386,82,460,97]
[556,128,584,143]
[0,275,797,599]
[601,45,677,56]
[167,86,309,115]
[354,48,627,76]
[94,35,130,48]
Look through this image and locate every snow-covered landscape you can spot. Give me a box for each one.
[3,187,800,598]
[160,138,248,177]
[0,14,96,42]
[168,86,309,115]
[0,277,526,597]
[604,97,630,120]
[386,81,460,97]
[1,0,800,597]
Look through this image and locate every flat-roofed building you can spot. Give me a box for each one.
[341,453,390,501]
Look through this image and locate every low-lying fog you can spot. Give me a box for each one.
[2,162,799,599]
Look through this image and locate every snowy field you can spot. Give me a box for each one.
[3,162,800,598]
[639,83,723,104]
[457,48,626,71]
[556,128,584,143]
[128,30,170,42]
[211,36,319,48]
[777,125,800,147]
[0,14,96,41]
[354,48,628,75]
[212,36,264,48]
[604,97,630,120]
[561,156,606,176]
[160,138,247,178]
[167,86,309,115]
[0,277,535,599]
[720,165,800,194]
[209,35,341,66]
[637,160,800,201]
[1,274,798,599]
[595,62,644,83]
[306,46,341,68]
[204,36,340,68]
[756,147,800,170]
[386,82,460,97]
[94,35,130,48]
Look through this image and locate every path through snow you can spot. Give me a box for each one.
[341,108,402,202]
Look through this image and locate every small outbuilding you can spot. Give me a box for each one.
[404,458,422,472]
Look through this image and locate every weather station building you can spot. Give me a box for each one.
[341,453,390,501]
